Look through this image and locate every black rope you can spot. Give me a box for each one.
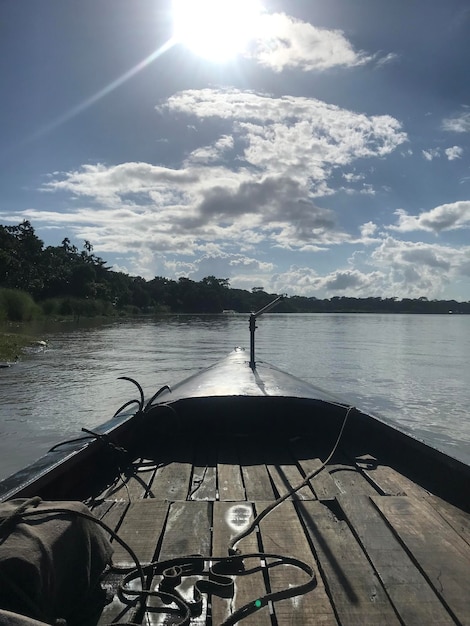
[5,501,317,625]
[49,428,129,462]
[115,552,316,626]
[13,380,352,624]
[229,404,355,552]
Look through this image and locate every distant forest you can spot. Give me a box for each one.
[1,220,469,320]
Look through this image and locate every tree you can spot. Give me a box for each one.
[0,221,45,296]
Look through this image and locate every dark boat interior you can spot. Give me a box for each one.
[1,392,469,625]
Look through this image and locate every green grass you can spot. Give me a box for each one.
[0,332,37,362]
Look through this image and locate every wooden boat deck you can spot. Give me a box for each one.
[89,430,470,626]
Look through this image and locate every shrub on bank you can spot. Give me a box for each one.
[41,297,115,318]
[0,288,42,322]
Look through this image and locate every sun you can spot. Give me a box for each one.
[172,0,264,62]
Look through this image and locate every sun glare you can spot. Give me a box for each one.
[172,0,263,62]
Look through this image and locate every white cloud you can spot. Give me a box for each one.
[270,266,321,296]
[4,88,431,297]
[371,237,470,298]
[22,88,407,257]
[422,146,464,164]
[317,268,384,292]
[360,221,378,237]
[187,135,234,165]
[422,148,440,161]
[374,52,399,67]
[268,266,385,296]
[445,146,463,160]
[389,201,470,233]
[343,172,365,183]
[248,13,372,72]
[442,110,470,133]
[162,89,407,183]
[186,253,275,283]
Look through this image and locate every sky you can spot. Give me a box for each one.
[1,0,470,300]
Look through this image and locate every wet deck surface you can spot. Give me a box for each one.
[90,432,470,626]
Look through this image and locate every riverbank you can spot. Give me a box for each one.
[0,332,39,362]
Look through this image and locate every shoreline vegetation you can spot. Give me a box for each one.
[0,332,39,363]
[1,220,469,360]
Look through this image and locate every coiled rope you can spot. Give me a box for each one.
[1,500,316,625]
[229,403,354,552]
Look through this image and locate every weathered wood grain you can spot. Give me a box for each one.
[147,501,212,625]
[327,457,378,498]
[298,500,401,626]
[425,494,470,547]
[100,500,129,534]
[159,500,211,559]
[110,500,169,566]
[189,446,217,501]
[89,499,114,519]
[189,463,217,501]
[258,500,338,625]
[372,495,470,626]
[150,460,193,501]
[339,495,454,625]
[217,441,246,501]
[294,456,341,500]
[239,439,275,501]
[265,442,315,500]
[352,453,429,499]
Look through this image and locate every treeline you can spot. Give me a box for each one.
[0,220,469,321]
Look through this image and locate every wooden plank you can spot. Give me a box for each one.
[150,460,193,501]
[100,500,129,533]
[372,495,470,626]
[258,500,338,625]
[111,500,169,566]
[189,464,217,500]
[267,462,314,499]
[189,445,217,501]
[146,501,212,625]
[218,441,246,501]
[289,437,341,500]
[241,464,275,500]
[339,495,454,625]
[425,494,470,547]
[89,499,114,519]
[295,457,341,500]
[98,501,168,625]
[218,462,246,501]
[266,442,315,500]
[158,500,211,558]
[352,453,429,499]
[239,440,275,501]
[327,453,378,497]
[298,500,401,626]
[212,501,271,626]
[97,501,134,625]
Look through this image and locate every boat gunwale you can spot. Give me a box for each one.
[0,407,138,502]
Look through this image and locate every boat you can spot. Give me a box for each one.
[0,298,469,625]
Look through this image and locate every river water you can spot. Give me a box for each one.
[1,314,469,480]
